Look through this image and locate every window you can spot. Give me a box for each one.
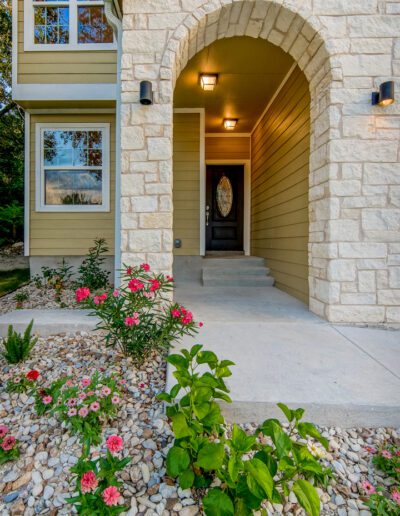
[36,124,110,212]
[25,0,115,50]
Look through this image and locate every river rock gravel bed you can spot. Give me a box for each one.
[0,284,77,315]
[0,332,397,515]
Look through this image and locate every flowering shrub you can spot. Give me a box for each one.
[160,345,331,516]
[0,425,20,465]
[362,445,400,515]
[76,264,201,364]
[66,435,130,515]
[34,373,122,445]
[6,369,40,393]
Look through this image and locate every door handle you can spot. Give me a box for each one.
[206,205,210,226]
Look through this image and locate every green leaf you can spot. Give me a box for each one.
[166,446,190,478]
[201,402,224,427]
[168,354,189,369]
[193,401,211,420]
[197,443,225,471]
[190,344,203,357]
[157,392,171,403]
[203,488,234,516]
[293,480,320,516]
[297,422,329,450]
[245,458,274,500]
[170,384,181,399]
[220,359,235,367]
[254,450,278,477]
[277,402,294,422]
[179,468,195,489]
[260,420,292,459]
[171,413,192,439]
[228,455,241,482]
[197,350,218,368]
[294,408,305,421]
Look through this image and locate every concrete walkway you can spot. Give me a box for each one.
[171,283,400,428]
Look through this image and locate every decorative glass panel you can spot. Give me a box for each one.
[45,170,102,205]
[34,6,69,44]
[216,175,233,217]
[78,5,113,43]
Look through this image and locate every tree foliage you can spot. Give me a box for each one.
[0,0,24,244]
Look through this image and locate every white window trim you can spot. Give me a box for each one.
[24,0,116,51]
[35,122,110,213]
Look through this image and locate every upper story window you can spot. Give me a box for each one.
[25,0,115,51]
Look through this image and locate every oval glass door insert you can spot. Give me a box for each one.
[216,175,233,217]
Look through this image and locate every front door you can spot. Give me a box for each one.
[206,165,244,251]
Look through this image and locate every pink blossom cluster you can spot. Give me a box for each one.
[94,293,107,305]
[0,425,17,452]
[171,305,195,325]
[76,287,90,303]
[125,312,140,326]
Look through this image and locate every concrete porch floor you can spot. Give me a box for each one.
[171,283,400,428]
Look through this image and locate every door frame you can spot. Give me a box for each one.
[205,160,251,256]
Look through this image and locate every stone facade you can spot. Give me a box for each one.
[121,0,400,324]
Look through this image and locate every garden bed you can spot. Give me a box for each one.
[0,331,398,515]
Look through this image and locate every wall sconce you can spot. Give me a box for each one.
[200,73,218,91]
[372,81,395,106]
[174,239,182,249]
[223,118,238,130]
[140,80,153,105]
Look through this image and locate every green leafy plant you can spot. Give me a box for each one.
[0,425,20,465]
[76,238,111,291]
[6,369,40,393]
[160,345,332,516]
[363,484,400,515]
[14,290,29,308]
[67,435,130,514]
[76,264,201,365]
[41,258,73,291]
[1,320,37,363]
[373,446,400,482]
[0,201,23,242]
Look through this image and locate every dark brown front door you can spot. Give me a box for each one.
[206,165,244,251]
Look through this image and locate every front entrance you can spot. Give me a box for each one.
[206,165,244,252]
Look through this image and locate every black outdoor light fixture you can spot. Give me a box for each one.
[372,81,395,106]
[140,80,153,105]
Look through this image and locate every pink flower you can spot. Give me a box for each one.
[128,278,144,293]
[101,386,111,397]
[87,390,95,396]
[66,380,74,387]
[126,267,133,275]
[79,392,87,400]
[78,407,89,417]
[166,275,174,282]
[94,293,107,305]
[140,263,150,272]
[113,289,120,298]
[80,471,98,494]
[102,485,121,506]
[67,408,77,417]
[365,446,376,454]
[149,279,161,292]
[111,395,120,405]
[182,311,193,325]
[392,490,400,505]
[1,435,16,451]
[0,425,9,438]
[361,480,376,495]
[138,382,146,389]
[199,322,204,327]
[76,287,90,303]
[42,395,53,405]
[382,450,392,459]
[67,398,78,407]
[120,379,127,385]
[14,377,21,384]
[106,435,123,454]
[81,377,91,388]
[143,291,154,299]
[395,449,400,457]
[125,316,139,327]
[171,308,181,318]
[90,401,100,412]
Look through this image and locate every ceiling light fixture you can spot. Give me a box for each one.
[372,81,395,106]
[223,118,238,130]
[200,73,218,91]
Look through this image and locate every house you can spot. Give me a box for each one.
[12,0,400,325]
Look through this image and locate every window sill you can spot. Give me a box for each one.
[35,205,110,213]
[24,42,117,52]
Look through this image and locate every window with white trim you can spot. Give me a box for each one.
[25,0,115,50]
[36,124,110,212]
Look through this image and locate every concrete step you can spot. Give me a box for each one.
[204,257,265,268]
[203,267,270,279]
[202,256,274,287]
[203,274,275,287]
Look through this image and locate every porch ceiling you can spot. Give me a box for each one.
[174,36,294,133]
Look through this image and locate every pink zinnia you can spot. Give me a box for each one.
[0,425,9,438]
[76,287,90,303]
[80,470,98,493]
[101,386,111,397]
[42,395,52,405]
[79,392,87,400]
[1,435,16,451]
[78,407,89,417]
[90,401,100,412]
[67,408,77,417]
[361,480,376,495]
[111,395,120,405]
[128,278,144,293]
[149,279,161,292]
[382,450,392,459]
[81,378,91,388]
[140,263,150,272]
[106,435,123,454]
[102,485,121,506]
[392,490,400,505]
[67,398,78,407]
[87,390,95,396]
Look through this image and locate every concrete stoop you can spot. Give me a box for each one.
[202,256,274,287]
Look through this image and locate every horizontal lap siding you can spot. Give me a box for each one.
[173,113,200,256]
[251,67,310,304]
[30,114,115,255]
[205,137,250,160]
[17,0,116,84]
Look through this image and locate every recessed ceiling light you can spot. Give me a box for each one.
[200,73,218,91]
[223,118,238,130]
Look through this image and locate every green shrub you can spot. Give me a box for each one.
[14,290,29,308]
[160,345,332,516]
[76,238,110,291]
[41,258,73,290]
[1,320,37,364]
[0,201,23,242]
